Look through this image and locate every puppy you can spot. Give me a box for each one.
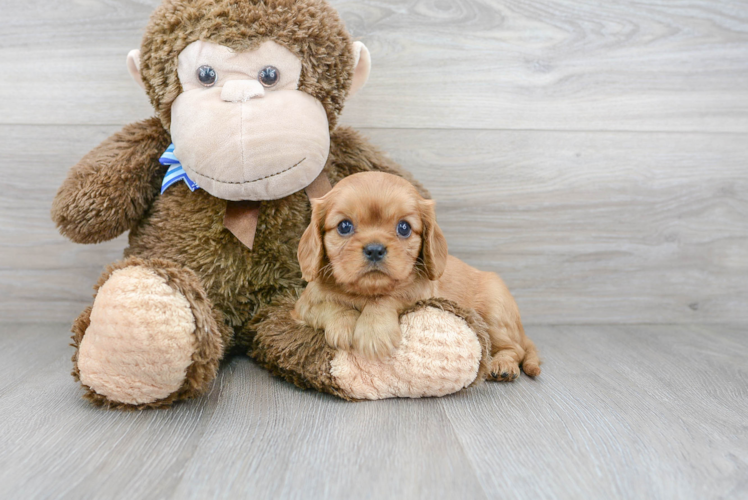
[294,172,541,381]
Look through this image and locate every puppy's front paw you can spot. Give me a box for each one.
[324,311,360,350]
[352,320,402,361]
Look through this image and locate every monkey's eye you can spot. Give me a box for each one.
[337,220,354,236]
[258,66,280,87]
[197,65,217,87]
[397,221,412,238]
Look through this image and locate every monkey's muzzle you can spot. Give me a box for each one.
[170,88,330,201]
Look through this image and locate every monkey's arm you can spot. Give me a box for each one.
[328,126,431,199]
[51,117,171,244]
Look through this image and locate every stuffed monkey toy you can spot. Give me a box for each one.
[52,0,490,409]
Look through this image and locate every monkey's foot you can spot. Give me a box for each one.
[331,301,489,399]
[73,259,224,409]
[251,297,492,401]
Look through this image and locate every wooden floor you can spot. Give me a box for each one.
[0,322,746,499]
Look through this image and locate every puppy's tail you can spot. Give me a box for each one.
[521,337,542,377]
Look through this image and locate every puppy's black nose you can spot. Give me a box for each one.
[363,243,387,262]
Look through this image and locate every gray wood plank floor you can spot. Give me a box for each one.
[0,323,746,499]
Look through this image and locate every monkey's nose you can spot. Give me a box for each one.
[363,243,387,263]
[221,80,265,103]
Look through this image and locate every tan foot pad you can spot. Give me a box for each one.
[78,266,196,405]
[330,307,483,399]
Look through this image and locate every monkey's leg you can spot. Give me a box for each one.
[71,257,228,409]
[251,296,492,400]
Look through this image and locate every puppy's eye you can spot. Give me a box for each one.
[197,65,217,87]
[337,220,354,236]
[397,221,412,238]
[258,66,280,87]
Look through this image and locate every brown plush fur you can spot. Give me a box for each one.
[121,127,428,352]
[53,0,437,407]
[249,292,351,400]
[295,172,541,379]
[251,295,492,400]
[52,117,170,244]
[71,257,228,409]
[58,127,425,407]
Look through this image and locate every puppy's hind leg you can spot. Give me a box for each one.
[480,273,541,381]
[521,337,542,377]
[488,327,543,381]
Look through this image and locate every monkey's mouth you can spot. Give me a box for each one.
[241,157,307,185]
[188,158,307,186]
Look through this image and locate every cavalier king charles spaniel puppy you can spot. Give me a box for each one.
[294,172,540,381]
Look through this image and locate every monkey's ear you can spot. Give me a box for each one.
[420,199,449,281]
[348,41,371,98]
[298,199,327,282]
[127,49,146,90]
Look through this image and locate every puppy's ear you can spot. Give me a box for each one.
[419,199,449,281]
[298,198,327,282]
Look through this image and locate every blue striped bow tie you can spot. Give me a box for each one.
[160,143,200,194]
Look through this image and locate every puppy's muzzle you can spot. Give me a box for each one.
[363,243,387,263]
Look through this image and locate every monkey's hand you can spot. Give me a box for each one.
[352,302,402,361]
[51,117,171,244]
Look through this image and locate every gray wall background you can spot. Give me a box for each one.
[1,0,746,325]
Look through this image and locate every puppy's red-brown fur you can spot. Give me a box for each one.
[294,172,541,380]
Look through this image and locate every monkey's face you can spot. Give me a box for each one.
[129,0,372,202]
[168,41,330,201]
[127,0,371,201]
